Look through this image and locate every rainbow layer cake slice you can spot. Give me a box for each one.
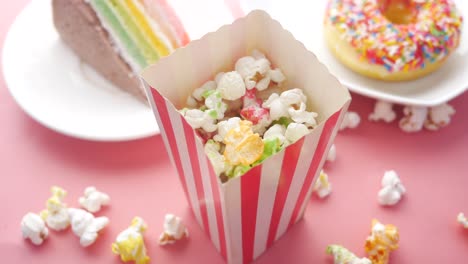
[52,0,189,102]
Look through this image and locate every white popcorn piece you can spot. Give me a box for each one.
[217,71,246,100]
[214,117,241,142]
[263,93,289,121]
[159,214,189,245]
[40,186,70,231]
[235,53,279,91]
[399,106,428,133]
[205,140,228,176]
[457,213,468,229]
[263,124,287,145]
[68,208,109,247]
[269,68,286,83]
[288,102,318,127]
[340,111,361,130]
[378,170,406,206]
[280,88,307,106]
[314,170,332,198]
[192,80,217,101]
[424,103,455,131]
[204,91,227,120]
[327,244,372,264]
[21,213,49,245]
[327,144,337,162]
[369,100,396,123]
[285,123,310,143]
[263,89,309,122]
[183,109,217,133]
[256,75,271,91]
[79,186,110,213]
[235,56,257,79]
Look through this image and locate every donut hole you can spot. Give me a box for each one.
[378,0,416,25]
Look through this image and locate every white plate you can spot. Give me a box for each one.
[3,0,159,141]
[261,0,468,106]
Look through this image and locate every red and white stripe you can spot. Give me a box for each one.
[146,83,344,264]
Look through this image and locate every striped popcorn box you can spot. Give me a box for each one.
[141,10,351,264]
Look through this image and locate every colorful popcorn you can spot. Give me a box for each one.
[424,103,456,131]
[399,106,428,133]
[327,244,371,264]
[457,213,468,229]
[369,101,396,123]
[365,219,399,264]
[79,186,110,213]
[159,214,189,245]
[40,186,70,231]
[180,51,319,182]
[68,208,109,247]
[112,217,150,264]
[21,213,49,245]
[378,171,406,206]
[314,170,332,199]
[340,111,361,130]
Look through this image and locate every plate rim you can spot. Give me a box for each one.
[2,0,159,142]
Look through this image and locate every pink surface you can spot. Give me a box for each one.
[1,1,468,264]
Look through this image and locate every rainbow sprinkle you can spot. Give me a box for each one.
[325,0,463,72]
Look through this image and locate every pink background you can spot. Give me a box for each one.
[1,1,468,263]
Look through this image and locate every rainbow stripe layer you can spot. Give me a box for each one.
[87,0,177,73]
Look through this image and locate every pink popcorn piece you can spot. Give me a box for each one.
[240,106,270,125]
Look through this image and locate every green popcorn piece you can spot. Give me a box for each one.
[255,138,282,164]
[207,109,218,119]
[202,89,219,99]
[272,116,293,127]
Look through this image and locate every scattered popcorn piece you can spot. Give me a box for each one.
[285,123,309,143]
[424,103,456,131]
[327,244,371,264]
[378,170,406,206]
[224,121,264,166]
[340,112,361,130]
[327,144,337,162]
[457,213,468,229]
[112,217,150,264]
[314,170,332,198]
[21,213,49,245]
[182,109,217,133]
[79,186,110,213]
[369,101,396,123]
[365,219,399,264]
[217,71,246,100]
[40,186,70,231]
[159,214,189,245]
[68,208,109,247]
[399,106,428,133]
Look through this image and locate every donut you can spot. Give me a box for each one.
[324,0,463,81]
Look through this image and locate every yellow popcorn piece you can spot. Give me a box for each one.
[112,217,150,264]
[40,186,70,231]
[223,121,264,166]
[364,219,399,264]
